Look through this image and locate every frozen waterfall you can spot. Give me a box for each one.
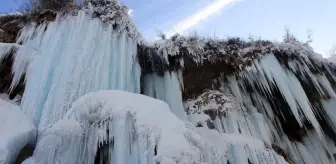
[2,2,336,163]
[11,11,141,131]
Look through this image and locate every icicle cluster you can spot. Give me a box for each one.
[233,54,336,138]
[185,90,288,164]
[206,52,336,163]
[280,131,336,164]
[11,11,141,131]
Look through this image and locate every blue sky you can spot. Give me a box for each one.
[1,0,336,56]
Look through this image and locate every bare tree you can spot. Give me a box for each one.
[283,27,314,46]
[283,27,298,43]
[305,28,313,45]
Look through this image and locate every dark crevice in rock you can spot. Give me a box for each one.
[14,144,35,164]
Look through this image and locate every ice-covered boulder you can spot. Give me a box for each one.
[0,98,36,164]
[25,90,226,164]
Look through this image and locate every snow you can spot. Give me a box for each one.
[12,11,141,131]
[185,90,239,115]
[0,12,23,18]
[86,0,142,41]
[0,98,36,164]
[27,90,226,164]
[198,127,264,149]
[0,93,21,105]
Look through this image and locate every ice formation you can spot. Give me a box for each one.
[185,90,288,164]
[1,1,336,163]
[10,10,141,131]
[0,98,36,164]
[25,90,226,164]
[236,54,324,136]
[143,71,187,120]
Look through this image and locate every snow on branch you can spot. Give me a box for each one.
[86,0,141,40]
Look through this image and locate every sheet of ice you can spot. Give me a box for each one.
[12,11,141,131]
[0,98,36,164]
[302,131,335,164]
[281,131,336,164]
[27,90,226,164]
[322,100,336,132]
[143,72,187,121]
[316,74,336,99]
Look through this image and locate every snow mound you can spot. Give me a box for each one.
[0,98,36,164]
[27,90,226,164]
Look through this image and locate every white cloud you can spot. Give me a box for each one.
[166,0,241,37]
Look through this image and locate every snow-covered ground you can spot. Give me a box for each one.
[0,98,36,164]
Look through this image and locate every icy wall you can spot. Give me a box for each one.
[9,10,141,131]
